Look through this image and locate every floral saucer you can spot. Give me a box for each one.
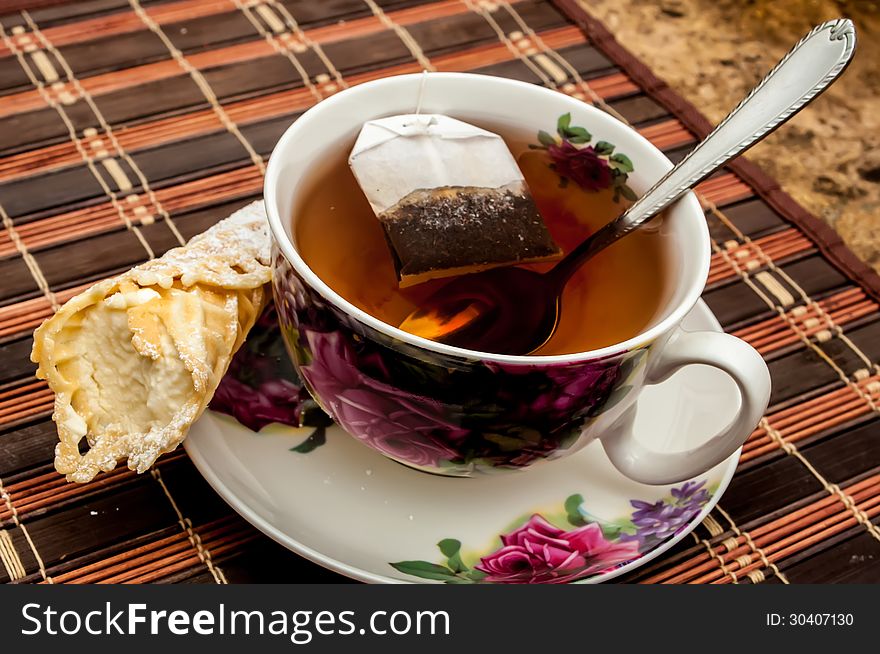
[185,299,739,583]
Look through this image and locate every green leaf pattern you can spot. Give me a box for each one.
[536,112,638,202]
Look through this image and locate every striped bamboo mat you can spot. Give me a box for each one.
[0,0,878,584]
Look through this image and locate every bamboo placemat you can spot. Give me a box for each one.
[0,0,877,584]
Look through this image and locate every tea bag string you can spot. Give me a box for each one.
[414,69,429,116]
[413,70,445,180]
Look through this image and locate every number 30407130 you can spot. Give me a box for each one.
[766,613,854,626]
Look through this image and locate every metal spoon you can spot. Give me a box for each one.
[398,19,856,355]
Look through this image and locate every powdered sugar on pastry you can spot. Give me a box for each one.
[31,201,271,483]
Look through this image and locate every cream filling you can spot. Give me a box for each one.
[66,290,193,443]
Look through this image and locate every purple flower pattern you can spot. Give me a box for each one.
[623,480,712,548]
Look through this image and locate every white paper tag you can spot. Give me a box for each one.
[348,114,525,215]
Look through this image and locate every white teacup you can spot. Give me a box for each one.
[265,73,771,484]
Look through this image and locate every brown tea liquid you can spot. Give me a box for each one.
[294,142,668,355]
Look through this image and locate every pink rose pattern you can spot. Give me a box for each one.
[546,141,613,192]
[210,304,333,453]
[536,113,636,203]
[298,328,463,468]
[474,516,639,583]
[391,485,711,584]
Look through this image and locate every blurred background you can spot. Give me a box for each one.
[581,0,880,272]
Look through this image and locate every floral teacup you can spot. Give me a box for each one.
[264,73,770,484]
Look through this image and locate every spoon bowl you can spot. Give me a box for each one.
[399,266,560,354]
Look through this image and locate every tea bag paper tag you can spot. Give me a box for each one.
[349,114,525,215]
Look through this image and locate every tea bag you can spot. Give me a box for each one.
[349,114,562,287]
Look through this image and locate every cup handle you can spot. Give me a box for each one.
[600,329,771,485]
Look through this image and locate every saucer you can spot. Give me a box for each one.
[185,299,739,583]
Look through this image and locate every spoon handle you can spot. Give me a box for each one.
[550,18,856,284]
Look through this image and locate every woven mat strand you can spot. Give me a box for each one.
[0,0,878,584]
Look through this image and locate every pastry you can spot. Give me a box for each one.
[31,201,271,483]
